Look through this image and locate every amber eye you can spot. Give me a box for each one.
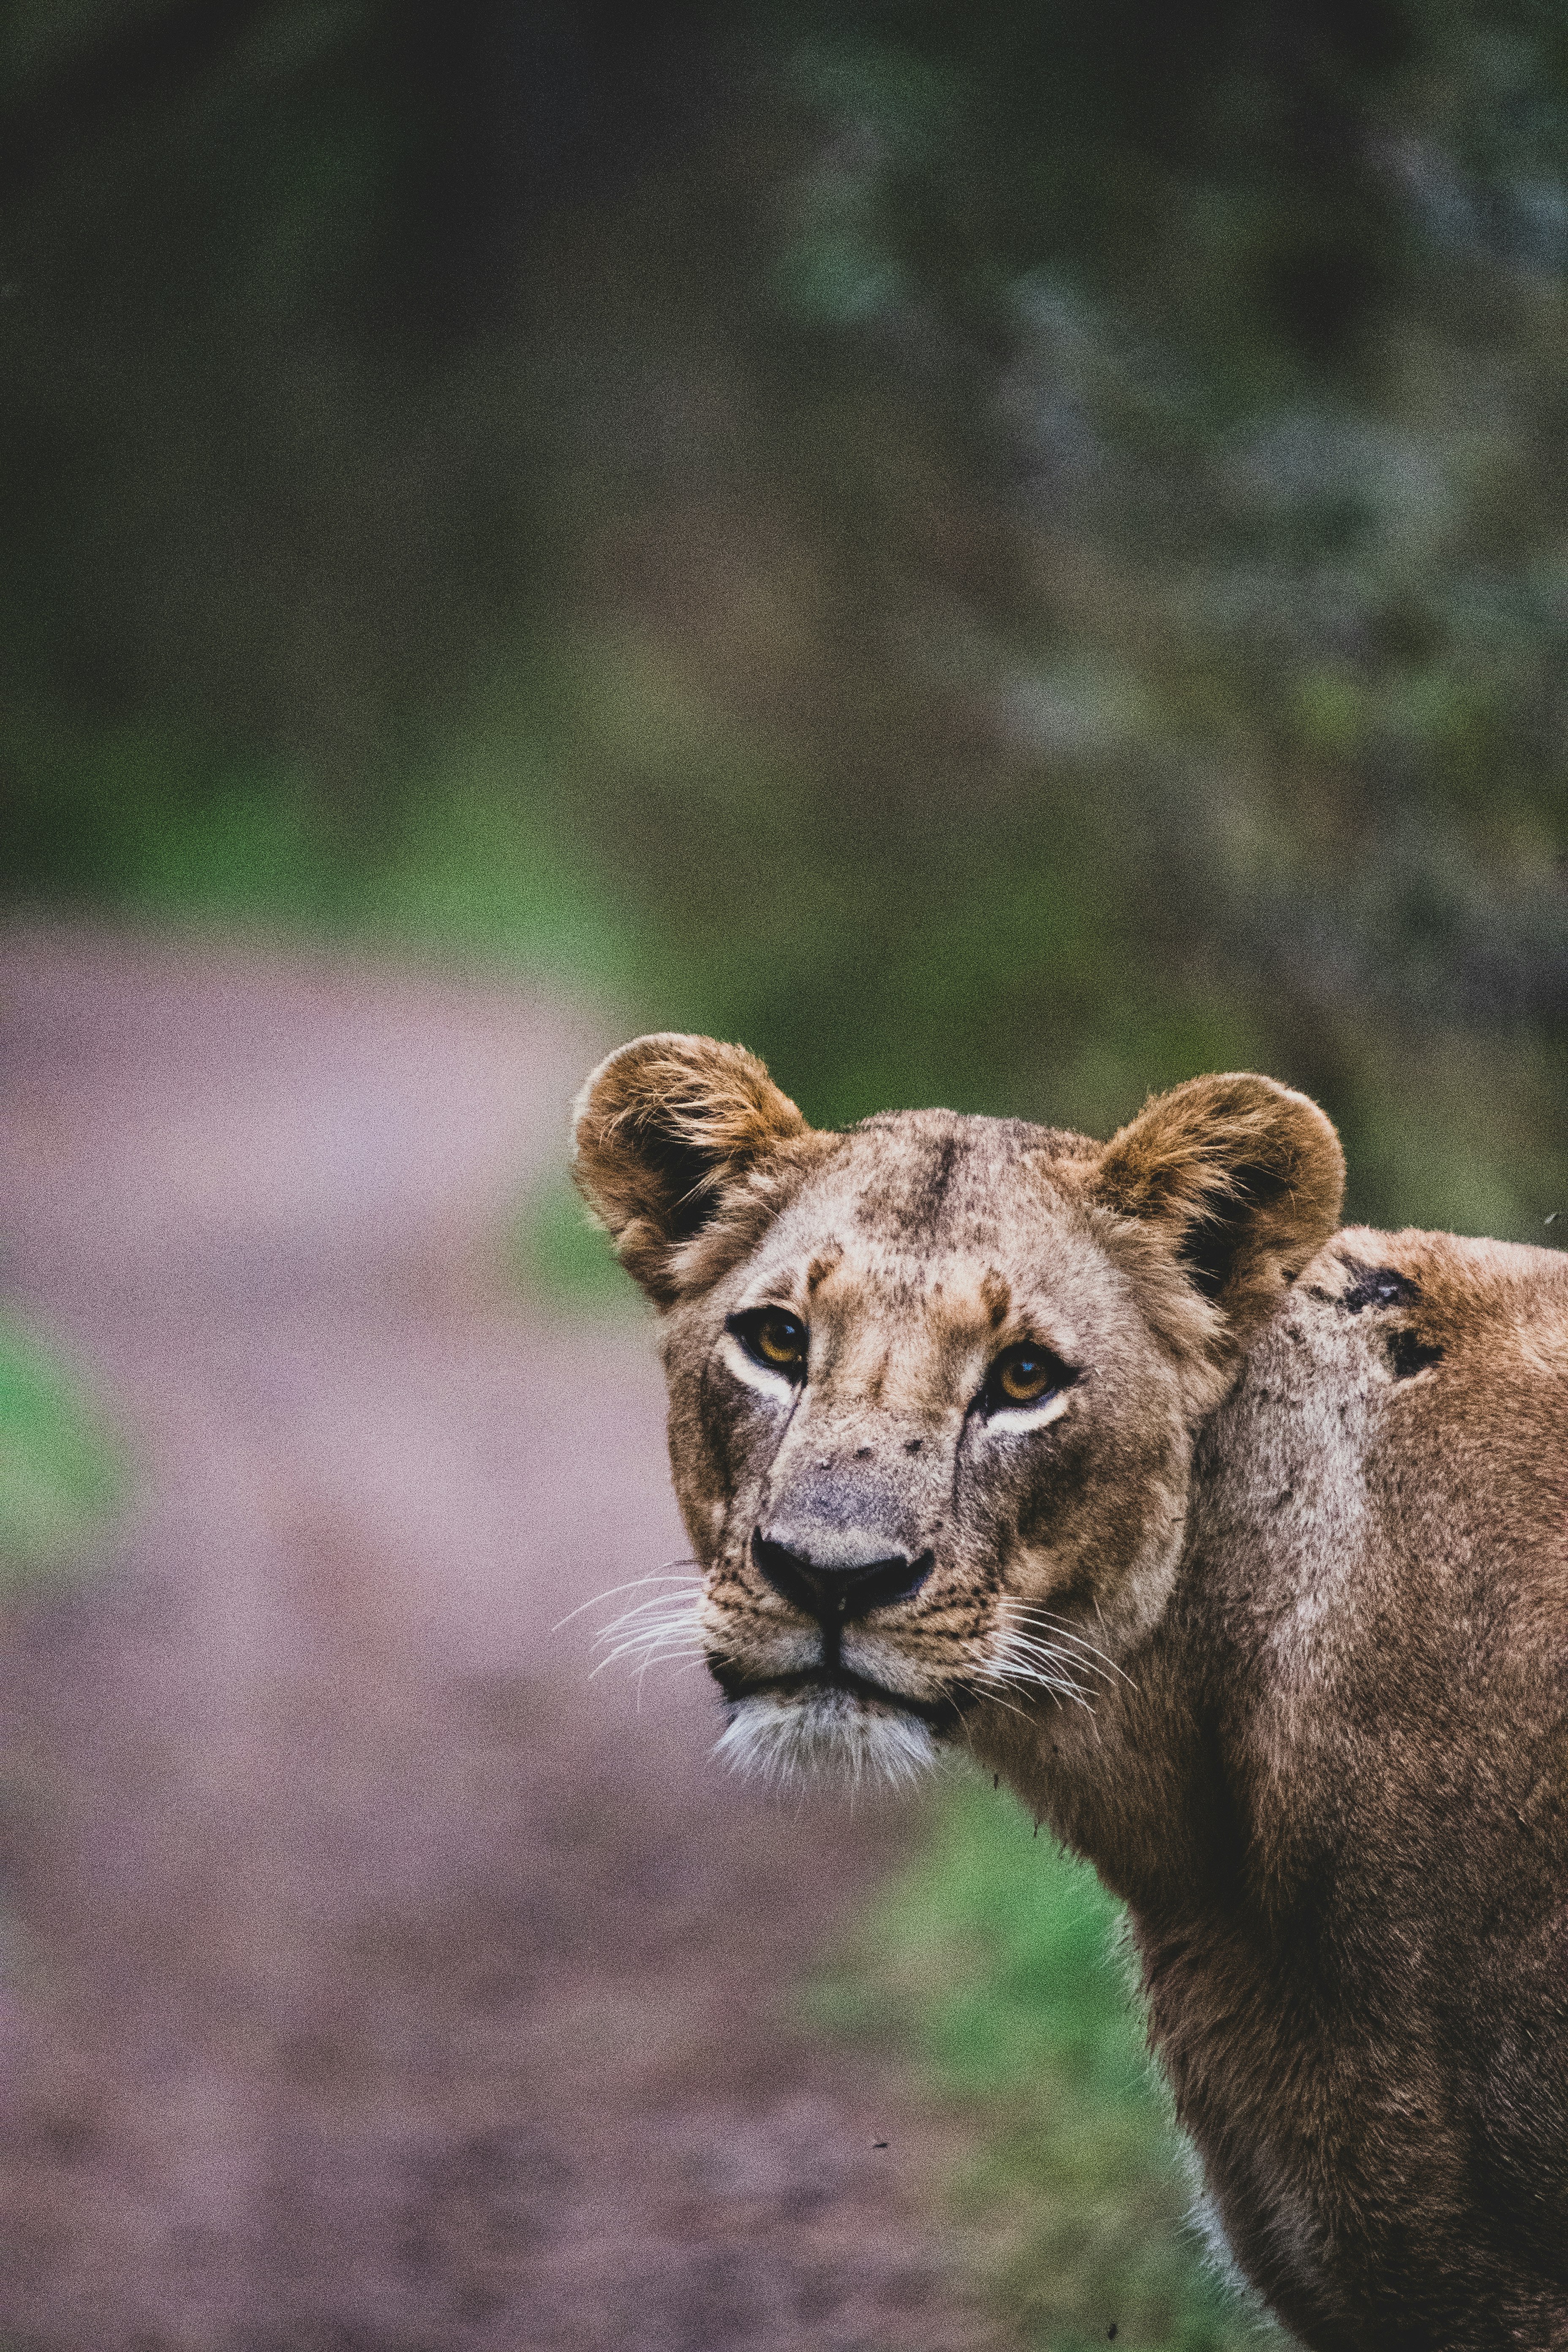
[733,1308,808,1377]
[987,1343,1073,1411]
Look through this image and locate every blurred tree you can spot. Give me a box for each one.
[0,0,1563,1237]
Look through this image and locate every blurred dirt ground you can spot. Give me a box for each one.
[0,923,999,2352]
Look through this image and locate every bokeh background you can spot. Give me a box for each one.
[1,4,1565,2348]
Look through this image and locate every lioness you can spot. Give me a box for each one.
[571,1032,1568,2350]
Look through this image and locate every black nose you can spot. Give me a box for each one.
[752,1529,934,1624]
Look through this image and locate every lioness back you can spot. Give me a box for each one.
[1168,1227,1568,2342]
[571,1034,1568,2351]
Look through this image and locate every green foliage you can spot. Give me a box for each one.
[816,1778,1260,2350]
[3,0,1565,1253]
[5,708,639,998]
[0,1312,122,1593]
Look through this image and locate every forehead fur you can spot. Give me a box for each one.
[789,1108,1099,1250]
[716,1111,1116,1336]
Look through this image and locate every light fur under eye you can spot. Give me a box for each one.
[987,1388,1072,1432]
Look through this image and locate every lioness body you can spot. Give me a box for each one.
[572,1037,1568,2349]
[1014,1229,1568,2346]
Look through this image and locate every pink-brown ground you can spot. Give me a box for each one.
[0,924,1002,2352]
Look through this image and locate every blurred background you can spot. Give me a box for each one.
[0,3,1565,2347]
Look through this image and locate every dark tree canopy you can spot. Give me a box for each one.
[2,0,1564,1238]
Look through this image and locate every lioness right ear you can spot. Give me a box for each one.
[570,1033,813,1305]
[1094,1073,1345,1345]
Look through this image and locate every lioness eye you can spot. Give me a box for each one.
[732,1308,808,1376]
[987,1343,1073,1410]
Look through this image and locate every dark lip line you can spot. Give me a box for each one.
[711,1661,969,1732]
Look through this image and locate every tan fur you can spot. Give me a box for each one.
[572,1037,1568,2350]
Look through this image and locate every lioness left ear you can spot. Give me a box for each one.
[571,1032,814,1305]
[1094,1073,1345,1339]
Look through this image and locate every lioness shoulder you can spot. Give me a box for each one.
[572,1034,1568,2351]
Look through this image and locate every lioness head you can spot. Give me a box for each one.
[571,1035,1343,1787]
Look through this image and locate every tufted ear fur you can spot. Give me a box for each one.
[1095,1073,1345,1345]
[571,1033,814,1306]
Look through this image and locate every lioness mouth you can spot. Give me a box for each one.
[711,1661,966,1733]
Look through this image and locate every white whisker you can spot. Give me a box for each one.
[1005,1605,1135,1685]
[982,1628,1095,1712]
[590,1631,705,1670]
[596,1598,705,1640]
[1004,1606,1116,1656]
[591,1577,705,1674]
[592,1611,705,1660]
[550,1560,712,1697]
[990,1631,1098,1688]
[590,1643,707,1684]
[961,1678,1036,1725]
[989,1660,1083,1699]
[552,1566,704,1635]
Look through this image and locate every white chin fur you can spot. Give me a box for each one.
[713,1689,939,1789]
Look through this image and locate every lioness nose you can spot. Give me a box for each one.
[752,1528,934,1623]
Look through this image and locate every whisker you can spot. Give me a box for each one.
[991,1639,1089,1681]
[981,1641,1094,1712]
[632,1640,707,1700]
[618,1661,705,1694]
[992,1677,1092,1714]
[1002,1605,1134,1685]
[601,1641,701,1672]
[596,1627,703,1662]
[590,1640,707,1682]
[1013,1612,1130,1684]
[597,1617,700,1646]
[1007,1677,1094,1714]
[591,1622,705,1666]
[989,1633,1105,1691]
[593,1603,702,1643]
[596,1596,705,1639]
[599,1584,704,1609]
[992,1624,1087,1661]
[551,1564,703,1635]
[961,1679,1035,1725]
[594,1640,701,1672]
[1004,1605,1116,1655]
[989,1623,1087,1666]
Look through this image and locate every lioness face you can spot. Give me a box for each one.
[661,1118,1197,1785]
[572,1035,1342,1786]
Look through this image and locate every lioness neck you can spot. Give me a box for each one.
[980,1230,1478,1919]
[981,1592,1225,1916]
[982,1230,1568,2342]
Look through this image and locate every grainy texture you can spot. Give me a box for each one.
[0,928,999,2352]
